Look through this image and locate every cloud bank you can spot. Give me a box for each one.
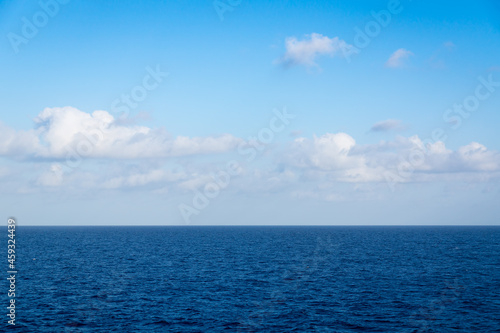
[0,108,499,198]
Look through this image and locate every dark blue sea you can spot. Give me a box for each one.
[3,226,500,332]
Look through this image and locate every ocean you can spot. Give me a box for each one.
[4,226,500,332]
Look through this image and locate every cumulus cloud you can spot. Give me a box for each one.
[2,109,500,196]
[383,137,500,175]
[289,133,361,170]
[456,142,499,172]
[278,33,353,67]
[9,133,500,197]
[370,119,405,132]
[284,133,500,186]
[284,133,384,183]
[385,48,413,68]
[1,107,242,160]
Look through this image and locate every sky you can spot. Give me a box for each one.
[0,0,499,225]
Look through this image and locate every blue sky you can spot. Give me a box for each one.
[0,0,499,225]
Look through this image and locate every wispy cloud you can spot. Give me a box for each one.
[277,33,353,68]
[443,41,455,50]
[428,41,456,69]
[385,48,413,68]
[370,119,405,132]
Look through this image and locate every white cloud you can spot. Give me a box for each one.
[0,122,40,156]
[387,137,499,174]
[301,133,361,170]
[284,133,500,186]
[385,48,413,68]
[2,111,500,197]
[456,142,499,172]
[1,107,243,160]
[284,133,384,183]
[279,33,353,67]
[370,119,405,132]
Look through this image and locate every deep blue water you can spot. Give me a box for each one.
[3,226,500,332]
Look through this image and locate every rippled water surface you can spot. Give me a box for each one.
[5,226,500,332]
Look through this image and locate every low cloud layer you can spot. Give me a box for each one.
[1,108,499,199]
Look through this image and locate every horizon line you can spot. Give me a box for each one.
[11,224,500,227]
